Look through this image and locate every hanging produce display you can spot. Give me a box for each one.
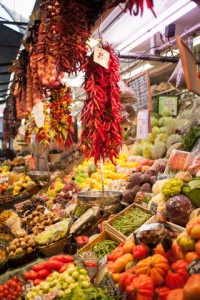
[30,0,90,89]
[81,44,124,164]
[109,0,156,16]
[25,87,73,150]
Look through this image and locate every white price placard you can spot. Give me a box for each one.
[18,125,25,136]
[94,47,110,69]
[33,102,44,128]
[136,110,150,140]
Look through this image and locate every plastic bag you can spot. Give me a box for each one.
[165,150,191,174]
[168,60,186,89]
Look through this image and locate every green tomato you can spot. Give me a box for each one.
[46,276,53,282]
[69,282,78,290]
[66,277,75,284]
[79,269,87,275]
[72,271,79,280]
[81,281,91,288]
[62,283,68,289]
[56,283,62,290]
[64,288,71,294]
[52,271,60,279]
[58,290,65,297]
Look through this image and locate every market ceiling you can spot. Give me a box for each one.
[0,0,113,103]
[0,0,200,103]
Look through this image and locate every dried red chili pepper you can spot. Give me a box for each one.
[80,44,124,165]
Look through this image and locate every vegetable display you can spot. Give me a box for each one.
[80,43,123,164]
[92,240,118,260]
[111,207,151,236]
[0,276,23,300]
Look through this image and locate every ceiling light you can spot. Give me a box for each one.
[193,36,200,46]
[122,63,153,80]
[118,0,197,54]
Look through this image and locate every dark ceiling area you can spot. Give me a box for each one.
[0,25,23,100]
[0,0,113,103]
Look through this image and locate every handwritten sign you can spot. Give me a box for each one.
[136,110,150,140]
[94,47,110,69]
[128,71,151,111]
[150,202,158,215]
[33,102,44,128]
[187,258,200,275]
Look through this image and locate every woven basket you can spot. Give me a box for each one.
[8,253,27,268]
[37,238,67,257]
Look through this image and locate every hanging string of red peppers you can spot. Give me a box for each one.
[109,0,156,17]
[80,44,124,165]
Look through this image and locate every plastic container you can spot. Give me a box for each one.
[136,223,165,247]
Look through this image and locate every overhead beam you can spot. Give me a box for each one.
[0,44,19,49]
[118,53,200,64]
[0,62,12,67]
[0,72,10,75]
[0,81,12,86]
[0,89,9,93]
[0,20,28,26]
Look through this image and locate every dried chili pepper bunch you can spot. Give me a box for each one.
[30,0,90,89]
[109,0,156,17]
[81,44,124,165]
[49,87,74,150]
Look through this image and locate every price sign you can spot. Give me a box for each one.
[150,201,158,215]
[94,47,110,69]
[187,258,200,275]
[18,125,26,136]
[136,110,151,140]
[33,102,44,128]
[98,273,119,296]
[161,233,172,253]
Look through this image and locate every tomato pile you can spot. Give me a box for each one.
[0,276,23,300]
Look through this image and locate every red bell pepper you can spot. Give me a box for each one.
[37,269,51,279]
[49,255,74,263]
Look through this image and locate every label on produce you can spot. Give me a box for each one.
[150,202,158,214]
[94,47,110,69]
[99,273,120,296]
[187,258,200,275]
[33,102,44,128]
[161,232,172,253]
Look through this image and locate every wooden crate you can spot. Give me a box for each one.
[105,203,153,240]
[79,229,124,254]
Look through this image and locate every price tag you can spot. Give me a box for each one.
[18,125,26,136]
[98,273,119,296]
[94,47,110,69]
[161,233,172,253]
[136,110,150,140]
[33,102,44,128]
[187,258,200,275]
[133,233,140,245]
[150,202,158,215]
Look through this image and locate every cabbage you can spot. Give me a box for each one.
[166,194,194,226]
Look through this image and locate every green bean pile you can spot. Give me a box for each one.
[92,240,118,260]
[111,207,150,236]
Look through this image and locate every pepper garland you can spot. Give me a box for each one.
[24,87,73,150]
[80,44,124,164]
[49,87,74,149]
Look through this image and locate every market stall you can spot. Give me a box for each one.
[0,0,200,299]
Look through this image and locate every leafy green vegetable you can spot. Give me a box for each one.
[184,125,200,151]
[188,178,200,190]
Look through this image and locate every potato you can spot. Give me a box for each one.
[30,221,34,227]
[21,242,27,249]
[27,247,33,253]
[16,243,21,248]
[27,215,32,222]
[32,211,39,217]
[9,251,15,257]
[28,239,36,247]
[33,216,39,223]
[16,248,24,254]
[9,245,16,252]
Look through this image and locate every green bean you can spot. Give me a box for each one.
[111,208,150,236]
[92,240,118,260]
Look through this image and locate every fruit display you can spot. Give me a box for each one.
[6,234,36,257]
[0,276,23,300]
[26,265,91,299]
[123,171,157,204]
[20,206,60,235]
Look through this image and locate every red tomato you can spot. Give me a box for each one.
[37,269,51,279]
[166,289,184,300]
[183,274,200,300]
[12,276,19,282]
[154,286,171,300]
[165,260,189,289]
[132,244,148,260]
[34,279,44,286]
[185,252,199,263]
